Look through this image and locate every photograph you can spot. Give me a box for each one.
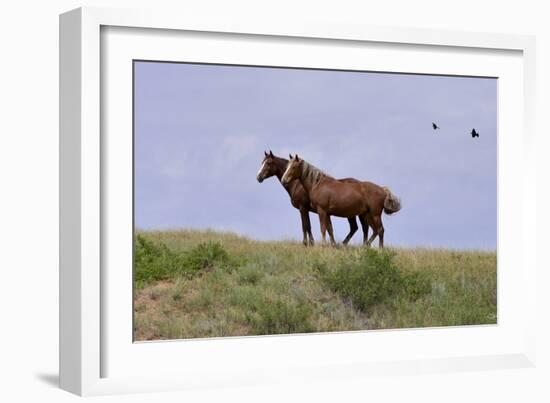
[133,60,497,341]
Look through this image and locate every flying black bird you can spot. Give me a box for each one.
[432,122,440,130]
[471,128,479,138]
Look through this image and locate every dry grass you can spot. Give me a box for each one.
[134,229,496,341]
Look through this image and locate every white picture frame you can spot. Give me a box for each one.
[59,6,537,396]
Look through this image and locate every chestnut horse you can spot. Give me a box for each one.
[257,151,369,246]
[281,154,401,248]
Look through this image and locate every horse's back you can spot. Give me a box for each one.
[359,181,386,197]
[338,177,361,183]
[361,180,384,192]
[311,178,367,216]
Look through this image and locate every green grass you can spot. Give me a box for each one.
[133,229,497,341]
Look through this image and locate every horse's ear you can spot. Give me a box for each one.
[289,153,293,159]
[264,151,268,157]
[269,150,274,157]
[295,154,300,162]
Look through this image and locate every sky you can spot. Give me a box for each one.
[134,61,497,249]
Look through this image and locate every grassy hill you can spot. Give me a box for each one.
[134,230,496,341]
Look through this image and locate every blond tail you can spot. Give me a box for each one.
[382,187,402,215]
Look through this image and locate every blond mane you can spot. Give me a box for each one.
[300,160,333,188]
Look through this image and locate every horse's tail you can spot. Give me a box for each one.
[382,187,402,215]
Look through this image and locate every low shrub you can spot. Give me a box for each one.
[134,235,235,288]
[401,271,432,301]
[236,263,264,285]
[183,241,234,273]
[246,298,314,335]
[134,235,185,288]
[322,249,431,311]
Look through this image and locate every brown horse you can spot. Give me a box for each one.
[257,151,368,246]
[281,154,401,248]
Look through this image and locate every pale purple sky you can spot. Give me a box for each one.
[134,61,497,249]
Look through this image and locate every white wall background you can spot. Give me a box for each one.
[0,1,548,402]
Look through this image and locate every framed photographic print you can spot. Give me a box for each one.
[60,7,537,396]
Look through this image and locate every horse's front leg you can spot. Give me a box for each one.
[326,215,337,246]
[299,208,310,246]
[304,210,315,246]
[318,209,328,245]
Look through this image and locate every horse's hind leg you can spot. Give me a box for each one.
[365,214,379,247]
[372,214,385,248]
[377,220,385,248]
[342,217,358,245]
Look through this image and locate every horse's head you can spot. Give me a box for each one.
[281,154,302,186]
[256,150,280,183]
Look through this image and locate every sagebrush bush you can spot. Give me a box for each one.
[134,235,185,288]
[322,249,431,311]
[134,235,235,288]
[184,241,234,272]
[236,263,264,285]
[401,271,432,301]
[246,298,314,335]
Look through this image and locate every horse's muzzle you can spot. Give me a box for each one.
[256,175,264,183]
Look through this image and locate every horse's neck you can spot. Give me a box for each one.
[274,158,288,182]
[299,162,328,193]
[274,159,295,195]
[285,180,303,200]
